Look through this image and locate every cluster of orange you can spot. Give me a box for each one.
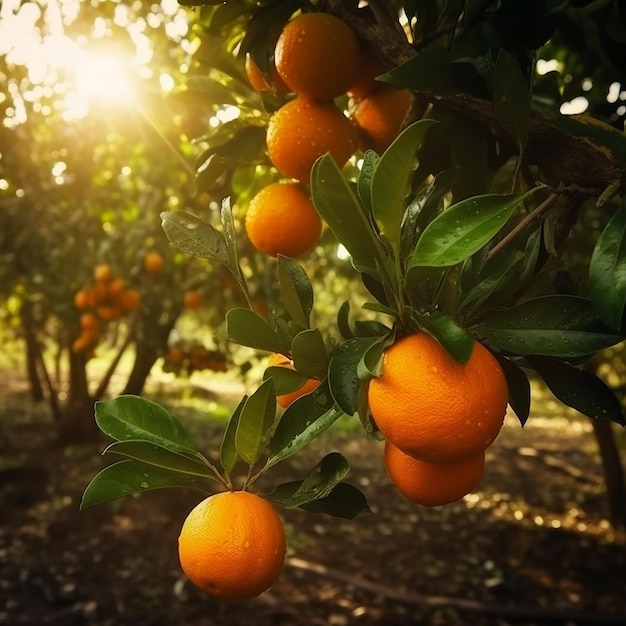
[244,11,414,259]
[72,264,141,354]
[165,344,227,375]
[368,333,509,507]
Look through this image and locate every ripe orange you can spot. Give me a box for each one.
[368,332,508,463]
[353,87,413,154]
[97,305,122,321]
[144,251,164,273]
[80,312,100,332]
[245,182,322,258]
[384,441,485,506]
[348,54,386,100]
[266,96,355,183]
[119,289,141,311]
[183,289,203,309]
[245,54,290,94]
[108,277,126,296]
[267,352,321,408]
[275,12,360,100]
[73,289,91,310]
[178,491,286,600]
[93,263,112,283]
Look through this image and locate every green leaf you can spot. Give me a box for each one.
[81,460,201,509]
[529,356,625,425]
[225,307,282,351]
[328,337,379,415]
[310,154,391,278]
[221,197,249,301]
[476,295,623,358]
[194,154,234,196]
[160,211,229,264]
[103,440,217,479]
[419,312,475,363]
[264,365,310,394]
[235,379,277,466]
[277,255,313,328]
[337,301,354,340]
[493,49,530,150]
[371,119,437,253]
[95,396,198,456]
[589,197,626,330]
[357,150,380,212]
[411,189,539,267]
[459,250,524,313]
[266,381,343,469]
[268,480,370,519]
[220,396,246,477]
[357,333,394,379]
[267,452,349,508]
[494,355,530,426]
[291,328,328,379]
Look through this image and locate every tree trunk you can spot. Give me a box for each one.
[59,349,100,443]
[21,308,44,402]
[122,314,177,396]
[590,418,626,529]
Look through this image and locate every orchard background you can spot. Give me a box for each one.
[1,0,626,624]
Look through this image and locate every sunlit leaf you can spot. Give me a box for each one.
[220,396,246,477]
[225,307,283,351]
[291,328,328,379]
[221,197,249,300]
[160,211,229,265]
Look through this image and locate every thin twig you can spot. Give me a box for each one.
[486,192,558,263]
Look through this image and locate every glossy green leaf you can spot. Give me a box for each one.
[411,190,538,267]
[297,482,371,519]
[357,333,394,379]
[266,382,343,469]
[277,255,313,329]
[81,460,201,510]
[476,295,622,358]
[529,356,625,425]
[95,396,198,456]
[371,119,437,253]
[220,396,246,477]
[221,197,249,301]
[589,196,626,330]
[160,210,229,265]
[337,301,354,340]
[235,379,277,466]
[267,453,349,508]
[103,440,217,479]
[357,150,380,212]
[194,154,234,196]
[328,337,379,415]
[225,307,281,351]
[264,365,311,395]
[291,328,328,379]
[493,49,530,150]
[419,312,475,363]
[494,355,531,426]
[310,154,391,278]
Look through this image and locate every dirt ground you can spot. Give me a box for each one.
[1,371,625,626]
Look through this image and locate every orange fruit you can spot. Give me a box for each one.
[144,251,164,273]
[119,289,141,311]
[183,290,203,309]
[275,12,360,100]
[108,277,126,296]
[167,346,186,367]
[384,441,485,506]
[348,54,386,100]
[80,312,100,332]
[93,263,112,283]
[267,352,321,408]
[368,332,508,463]
[353,87,413,154]
[73,289,91,310]
[245,182,322,258]
[245,54,290,94]
[266,96,355,183]
[90,281,109,305]
[178,491,286,600]
[97,305,122,321]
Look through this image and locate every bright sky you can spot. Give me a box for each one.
[0,0,188,122]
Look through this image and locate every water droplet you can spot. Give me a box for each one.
[140,481,149,489]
